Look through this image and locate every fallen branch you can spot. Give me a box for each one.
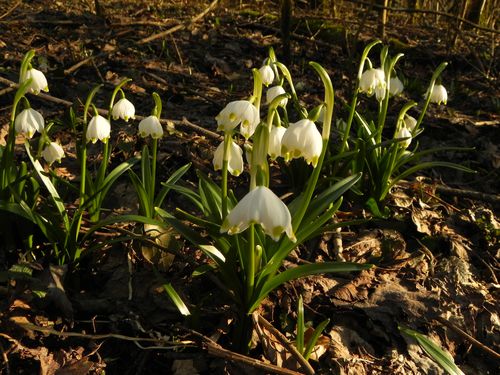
[254,313,315,375]
[138,0,219,44]
[186,329,305,375]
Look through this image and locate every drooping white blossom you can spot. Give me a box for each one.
[359,68,386,101]
[403,115,417,132]
[427,84,448,105]
[395,126,412,149]
[112,98,135,121]
[215,100,260,138]
[389,76,404,96]
[266,85,288,107]
[213,140,244,176]
[14,108,44,138]
[259,65,275,86]
[86,115,111,143]
[41,141,65,165]
[268,126,286,160]
[21,68,49,94]
[138,115,163,139]
[281,119,323,167]
[220,185,295,242]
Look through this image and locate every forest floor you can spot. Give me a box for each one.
[0,1,499,374]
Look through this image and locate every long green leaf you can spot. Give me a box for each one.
[25,142,69,229]
[249,262,372,312]
[98,157,139,202]
[154,163,191,207]
[399,326,465,375]
[303,318,330,360]
[163,283,191,316]
[128,170,152,218]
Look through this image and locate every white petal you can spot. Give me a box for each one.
[213,140,244,176]
[41,142,65,165]
[138,115,163,138]
[389,76,404,96]
[268,126,286,159]
[266,85,287,106]
[281,119,323,167]
[14,108,44,138]
[22,68,49,94]
[403,115,417,131]
[112,98,135,121]
[259,65,275,86]
[396,127,412,148]
[87,115,111,143]
[221,186,295,241]
[429,84,447,105]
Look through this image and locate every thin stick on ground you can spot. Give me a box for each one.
[435,316,500,361]
[138,0,219,44]
[186,329,306,375]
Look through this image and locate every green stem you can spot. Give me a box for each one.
[416,62,448,131]
[245,224,255,309]
[80,85,102,207]
[221,132,232,220]
[337,40,381,171]
[150,137,158,214]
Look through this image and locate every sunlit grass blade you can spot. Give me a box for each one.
[25,141,69,229]
[163,282,190,316]
[154,162,191,207]
[399,326,465,375]
[296,295,305,355]
[303,318,330,360]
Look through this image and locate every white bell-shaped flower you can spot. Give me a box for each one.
[86,115,111,143]
[395,126,412,149]
[268,125,286,160]
[428,84,447,105]
[259,65,275,86]
[281,119,323,167]
[216,100,259,138]
[21,68,49,94]
[41,141,65,165]
[359,68,386,101]
[14,108,44,139]
[220,185,295,242]
[138,115,163,139]
[389,76,404,96]
[213,140,244,176]
[266,85,288,107]
[403,115,417,132]
[112,98,135,121]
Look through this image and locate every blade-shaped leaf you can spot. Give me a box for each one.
[163,283,190,316]
[399,326,465,375]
